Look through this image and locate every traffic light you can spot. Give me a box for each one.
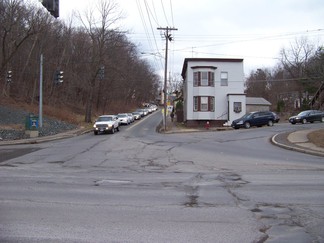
[55,70,63,83]
[41,0,59,18]
[7,70,12,83]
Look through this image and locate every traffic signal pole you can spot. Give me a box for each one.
[39,54,43,128]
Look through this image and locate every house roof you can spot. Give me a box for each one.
[246,97,271,106]
[181,58,244,79]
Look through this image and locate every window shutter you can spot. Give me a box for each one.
[198,72,201,86]
[210,72,214,86]
[198,96,201,111]
[193,72,198,86]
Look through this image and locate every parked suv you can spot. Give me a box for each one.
[231,111,275,129]
[93,115,119,135]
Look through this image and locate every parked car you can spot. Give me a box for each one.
[288,110,324,124]
[132,111,142,120]
[93,115,119,135]
[117,113,131,125]
[127,113,135,123]
[136,109,148,116]
[272,112,280,123]
[231,111,276,129]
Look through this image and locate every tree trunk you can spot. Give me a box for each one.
[85,84,95,123]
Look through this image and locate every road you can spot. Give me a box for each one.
[0,111,324,242]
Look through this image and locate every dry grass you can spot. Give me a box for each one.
[308,129,324,148]
[0,124,24,130]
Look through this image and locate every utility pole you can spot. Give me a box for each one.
[157,26,178,131]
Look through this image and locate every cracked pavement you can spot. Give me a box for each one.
[0,112,323,242]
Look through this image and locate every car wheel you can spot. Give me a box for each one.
[110,128,115,134]
[267,120,274,127]
[94,131,98,135]
[302,118,307,124]
[244,122,251,129]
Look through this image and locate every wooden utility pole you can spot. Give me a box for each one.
[157,27,178,131]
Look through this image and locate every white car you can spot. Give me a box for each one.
[132,111,142,120]
[93,115,119,135]
[118,113,130,125]
[127,113,135,123]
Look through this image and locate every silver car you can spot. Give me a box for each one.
[117,113,130,125]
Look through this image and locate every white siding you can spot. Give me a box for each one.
[183,58,244,124]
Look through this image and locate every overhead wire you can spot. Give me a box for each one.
[173,29,324,52]
[169,0,175,27]
[144,0,159,26]
[136,0,163,72]
[143,0,164,70]
[160,0,170,27]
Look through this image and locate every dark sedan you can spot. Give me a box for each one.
[289,110,324,124]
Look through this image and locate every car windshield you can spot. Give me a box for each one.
[118,114,127,117]
[97,116,112,122]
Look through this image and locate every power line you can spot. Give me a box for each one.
[173,29,324,52]
[160,0,170,27]
[169,0,174,27]
[136,0,163,71]
[144,0,159,26]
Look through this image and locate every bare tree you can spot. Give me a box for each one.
[0,0,49,96]
[75,0,122,122]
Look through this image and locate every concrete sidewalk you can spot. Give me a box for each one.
[272,129,324,157]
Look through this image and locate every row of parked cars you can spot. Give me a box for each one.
[231,109,324,129]
[93,105,158,135]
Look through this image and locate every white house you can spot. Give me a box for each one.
[181,58,246,127]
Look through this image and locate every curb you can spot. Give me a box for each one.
[271,133,324,157]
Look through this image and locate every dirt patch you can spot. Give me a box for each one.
[308,129,324,148]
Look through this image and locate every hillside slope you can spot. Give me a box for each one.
[0,105,77,141]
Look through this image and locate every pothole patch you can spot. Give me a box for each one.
[94,179,132,186]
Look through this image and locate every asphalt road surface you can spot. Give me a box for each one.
[0,111,323,242]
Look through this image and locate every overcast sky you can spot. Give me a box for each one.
[52,0,324,78]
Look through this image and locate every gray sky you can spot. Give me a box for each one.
[55,0,324,77]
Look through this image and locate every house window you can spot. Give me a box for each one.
[221,72,228,86]
[201,97,208,111]
[193,96,214,112]
[193,71,214,87]
[233,102,242,113]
